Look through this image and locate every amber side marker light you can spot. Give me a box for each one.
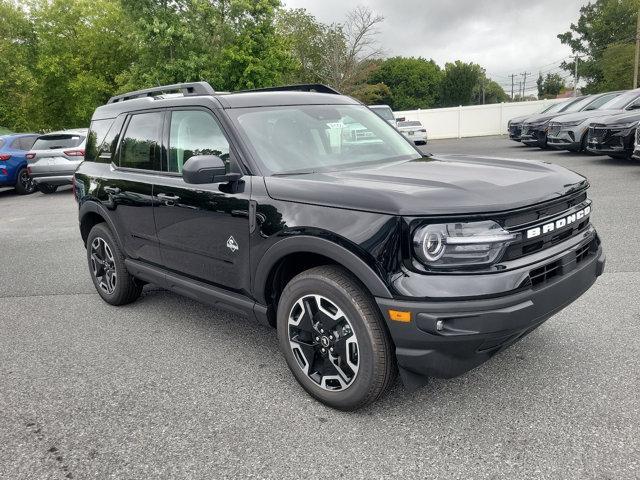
[388,310,411,323]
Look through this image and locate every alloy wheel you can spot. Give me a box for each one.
[90,237,117,295]
[288,294,359,391]
[19,170,36,194]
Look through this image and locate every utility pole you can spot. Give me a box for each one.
[520,72,531,100]
[510,74,516,101]
[574,55,580,96]
[634,6,640,88]
[517,81,522,101]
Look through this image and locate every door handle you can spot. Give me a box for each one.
[157,193,180,205]
[104,186,120,194]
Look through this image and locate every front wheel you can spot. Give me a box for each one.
[277,266,396,410]
[14,168,37,195]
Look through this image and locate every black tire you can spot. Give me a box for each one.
[38,184,58,194]
[580,133,588,152]
[86,223,142,306]
[277,265,396,410]
[14,168,36,195]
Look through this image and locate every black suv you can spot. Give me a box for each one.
[75,82,605,410]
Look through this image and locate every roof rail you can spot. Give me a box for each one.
[107,82,215,104]
[239,84,341,95]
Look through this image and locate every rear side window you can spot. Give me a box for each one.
[85,118,124,163]
[119,112,163,170]
[167,110,230,173]
[33,134,85,150]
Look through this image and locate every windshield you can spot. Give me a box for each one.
[229,104,421,175]
[562,96,600,113]
[541,102,566,114]
[584,92,621,110]
[369,106,395,121]
[33,134,85,150]
[599,91,640,110]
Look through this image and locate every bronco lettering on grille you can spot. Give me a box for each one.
[526,205,591,239]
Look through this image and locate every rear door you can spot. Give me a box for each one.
[103,111,164,265]
[153,107,252,294]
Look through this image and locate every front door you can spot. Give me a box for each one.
[153,108,252,295]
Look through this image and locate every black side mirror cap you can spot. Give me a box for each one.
[182,155,240,184]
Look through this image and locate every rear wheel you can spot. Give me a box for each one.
[38,184,58,194]
[14,168,36,195]
[86,223,142,306]
[277,265,396,410]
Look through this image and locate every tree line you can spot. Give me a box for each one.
[0,0,508,133]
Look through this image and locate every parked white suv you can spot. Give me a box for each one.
[27,128,87,193]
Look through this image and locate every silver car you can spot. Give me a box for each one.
[546,90,640,152]
[27,129,87,193]
[397,120,427,145]
[634,125,640,160]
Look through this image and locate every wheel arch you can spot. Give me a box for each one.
[79,201,124,250]
[254,236,392,315]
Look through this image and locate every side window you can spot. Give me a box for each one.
[119,112,163,170]
[168,110,230,174]
[86,117,125,163]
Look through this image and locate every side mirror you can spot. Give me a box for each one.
[627,103,640,111]
[182,155,240,184]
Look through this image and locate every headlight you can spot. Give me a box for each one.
[609,121,638,130]
[413,221,517,269]
[560,120,584,127]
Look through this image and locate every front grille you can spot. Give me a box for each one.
[589,126,608,143]
[501,193,590,262]
[576,243,590,264]
[509,124,522,136]
[548,123,561,136]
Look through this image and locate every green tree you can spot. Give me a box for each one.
[482,79,509,104]
[557,0,640,92]
[440,61,484,107]
[601,43,635,91]
[349,82,391,105]
[536,73,566,99]
[0,1,37,132]
[368,57,442,110]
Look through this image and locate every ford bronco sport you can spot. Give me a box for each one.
[74,82,605,410]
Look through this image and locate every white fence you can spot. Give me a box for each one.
[395,99,563,140]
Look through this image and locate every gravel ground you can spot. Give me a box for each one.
[0,136,638,479]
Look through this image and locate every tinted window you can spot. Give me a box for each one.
[168,110,229,173]
[10,136,35,150]
[33,134,85,150]
[369,106,394,121]
[600,91,640,110]
[119,112,162,170]
[85,119,114,162]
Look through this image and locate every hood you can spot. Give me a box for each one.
[523,112,564,125]
[550,109,623,124]
[509,114,532,124]
[264,155,587,216]
[591,110,640,126]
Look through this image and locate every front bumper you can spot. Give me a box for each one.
[521,127,546,147]
[508,124,522,141]
[376,237,604,380]
[587,129,635,158]
[547,127,585,151]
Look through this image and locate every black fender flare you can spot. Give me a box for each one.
[78,200,124,250]
[253,236,392,304]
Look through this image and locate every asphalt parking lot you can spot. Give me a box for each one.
[1,136,638,479]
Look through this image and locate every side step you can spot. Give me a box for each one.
[124,259,270,326]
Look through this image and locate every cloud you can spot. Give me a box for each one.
[283,0,589,93]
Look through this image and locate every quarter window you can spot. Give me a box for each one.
[168,110,229,173]
[120,112,163,170]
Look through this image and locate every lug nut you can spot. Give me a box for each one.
[315,336,319,341]
[320,328,324,333]
[330,347,334,352]
[321,348,326,353]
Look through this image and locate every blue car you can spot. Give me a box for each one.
[0,133,39,194]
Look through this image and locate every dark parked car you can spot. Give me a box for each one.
[0,133,39,194]
[521,92,620,148]
[507,102,567,142]
[586,111,640,159]
[547,90,640,152]
[75,82,604,410]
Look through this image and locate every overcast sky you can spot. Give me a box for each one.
[283,0,590,94]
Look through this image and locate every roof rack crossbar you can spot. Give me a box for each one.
[107,82,215,104]
[239,84,341,95]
